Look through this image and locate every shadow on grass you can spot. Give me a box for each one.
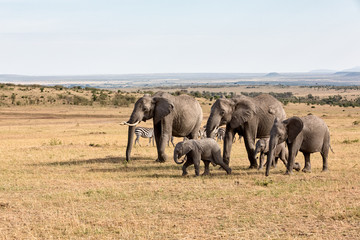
[34,156,279,177]
[33,156,152,166]
[89,163,181,173]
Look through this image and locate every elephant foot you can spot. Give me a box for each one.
[155,158,166,163]
[293,162,301,171]
[182,172,188,176]
[226,168,232,175]
[284,170,293,175]
[302,168,311,173]
[322,167,329,172]
[202,171,210,176]
[257,166,263,171]
[249,164,258,169]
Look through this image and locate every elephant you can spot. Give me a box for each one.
[174,138,232,176]
[121,91,203,162]
[265,115,331,176]
[206,94,286,169]
[254,138,301,171]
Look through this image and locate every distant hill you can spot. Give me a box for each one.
[265,72,281,77]
[341,66,360,72]
[344,72,360,77]
[334,72,360,77]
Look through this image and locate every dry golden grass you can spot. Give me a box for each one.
[0,97,359,239]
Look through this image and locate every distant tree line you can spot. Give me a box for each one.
[0,84,136,107]
[241,92,360,107]
[2,83,360,108]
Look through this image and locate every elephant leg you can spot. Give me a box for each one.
[223,128,235,166]
[302,152,312,173]
[279,156,287,167]
[193,155,201,176]
[154,123,165,162]
[258,153,265,170]
[203,161,210,176]
[273,157,278,168]
[182,157,193,176]
[244,135,258,169]
[154,121,170,163]
[213,150,231,174]
[285,146,298,175]
[321,147,329,172]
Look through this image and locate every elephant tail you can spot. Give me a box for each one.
[329,145,335,154]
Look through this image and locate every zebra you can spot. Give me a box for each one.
[215,127,225,142]
[134,127,154,146]
[198,126,207,139]
[168,136,175,147]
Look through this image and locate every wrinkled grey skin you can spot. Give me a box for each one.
[125,92,203,162]
[206,94,286,168]
[174,138,232,176]
[254,138,301,171]
[265,115,331,176]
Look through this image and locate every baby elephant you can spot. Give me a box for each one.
[266,115,331,176]
[174,138,232,176]
[254,138,301,171]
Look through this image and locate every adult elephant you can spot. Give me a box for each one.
[122,92,203,162]
[206,94,286,168]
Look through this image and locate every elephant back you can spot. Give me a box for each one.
[171,94,203,137]
[253,94,286,138]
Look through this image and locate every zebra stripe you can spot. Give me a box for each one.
[216,128,225,141]
[134,127,154,146]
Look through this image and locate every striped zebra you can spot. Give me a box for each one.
[215,127,225,142]
[134,127,154,146]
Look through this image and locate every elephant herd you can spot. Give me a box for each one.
[121,91,332,176]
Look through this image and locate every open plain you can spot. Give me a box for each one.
[0,87,359,239]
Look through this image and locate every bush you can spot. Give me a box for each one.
[73,95,91,105]
[49,138,62,146]
[112,93,136,107]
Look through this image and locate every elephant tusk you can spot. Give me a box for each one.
[120,121,140,126]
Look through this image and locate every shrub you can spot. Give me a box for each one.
[112,93,136,107]
[73,95,91,105]
[49,138,62,146]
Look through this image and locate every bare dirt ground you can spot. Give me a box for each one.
[0,98,359,239]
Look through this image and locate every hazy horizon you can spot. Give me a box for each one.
[1,0,360,75]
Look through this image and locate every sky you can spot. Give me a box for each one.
[0,0,359,75]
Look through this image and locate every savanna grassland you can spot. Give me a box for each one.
[0,85,359,239]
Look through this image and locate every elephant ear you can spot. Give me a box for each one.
[183,141,195,155]
[285,117,303,144]
[153,97,174,124]
[230,98,256,129]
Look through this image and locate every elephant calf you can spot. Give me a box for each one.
[174,138,232,176]
[254,138,300,171]
[266,115,331,176]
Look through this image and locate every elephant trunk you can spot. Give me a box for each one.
[126,126,136,162]
[174,151,184,164]
[125,113,142,162]
[265,137,278,176]
[206,114,220,139]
